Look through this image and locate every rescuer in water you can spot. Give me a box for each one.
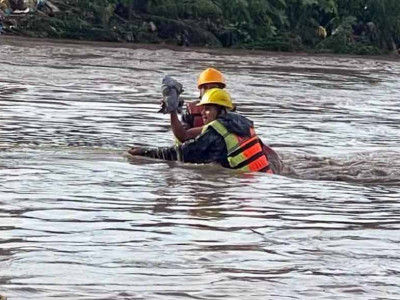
[165,67,228,143]
[129,88,282,174]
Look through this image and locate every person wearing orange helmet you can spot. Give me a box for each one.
[129,88,282,174]
[185,67,227,126]
[169,67,228,143]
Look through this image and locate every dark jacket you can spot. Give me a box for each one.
[136,112,283,174]
[138,112,253,167]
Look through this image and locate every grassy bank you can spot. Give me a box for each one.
[1,0,399,55]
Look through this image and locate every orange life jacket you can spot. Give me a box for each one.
[183,101,204,128]
[202,120,273,173]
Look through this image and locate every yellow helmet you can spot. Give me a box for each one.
[197,88,233,110]
[197,68,226,88]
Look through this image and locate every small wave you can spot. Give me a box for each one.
[282,150,400,185]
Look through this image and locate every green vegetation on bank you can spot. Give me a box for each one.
[3,0,400,54]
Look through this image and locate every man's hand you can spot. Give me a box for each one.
[159,98,184,114]
[128,147,145,156]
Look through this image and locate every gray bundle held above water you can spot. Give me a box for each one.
[158,75,184,114]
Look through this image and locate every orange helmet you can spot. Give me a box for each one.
[197,68,226,89]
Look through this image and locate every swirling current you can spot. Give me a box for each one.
[0,37,399,300]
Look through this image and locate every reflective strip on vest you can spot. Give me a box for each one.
[175,138,182,146]
[203,120,272,173]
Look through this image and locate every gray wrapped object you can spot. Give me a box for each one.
[158,75,184,114]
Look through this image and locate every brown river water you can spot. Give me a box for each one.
[0,37,399,299]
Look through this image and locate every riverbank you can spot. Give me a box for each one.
[3,34,400,64]
[0,34,386,62]
[0,0,399,56]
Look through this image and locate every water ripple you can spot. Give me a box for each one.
[1,37,400,300]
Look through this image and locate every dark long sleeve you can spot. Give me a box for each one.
[136,127,227,165]
[179,127,227,164]
[140,147,179,161]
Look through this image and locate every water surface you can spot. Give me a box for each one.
[1,37,399,300]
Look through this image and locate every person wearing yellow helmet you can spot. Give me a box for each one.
[129,88,282,174]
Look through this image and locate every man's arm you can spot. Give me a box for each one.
[170,111,203,142]
[128,146,178,161]
[129,128,226,164]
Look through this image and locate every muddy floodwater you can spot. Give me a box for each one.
[0,37,399,300]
